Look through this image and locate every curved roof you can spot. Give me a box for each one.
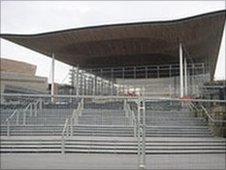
[1,10,226,78]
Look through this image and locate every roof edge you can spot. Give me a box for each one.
[1,9,225,37]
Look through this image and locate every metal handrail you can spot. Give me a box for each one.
[189,102,226,123]
[61,118,69,154]
[2,93,226,103]
[5,109,19,136]
[125,103,137,137]
[69,98,84,136]
[5,99,43,136]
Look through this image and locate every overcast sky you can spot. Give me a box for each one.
[1,1,225,83]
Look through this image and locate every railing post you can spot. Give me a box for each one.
[130,109,133,125]
[7,121,10,137]
[66,125,69,137]
[134,120,137,138]
[34,103,37,117]
[39,99,43,110]
[23,110,26,126]
[61,136,65,154]
[82,98,84,108]
[137,99,146,169]
[70,118,74,136]
[123,99,127,110]
[16,111,20,125]
[30,104,33,117]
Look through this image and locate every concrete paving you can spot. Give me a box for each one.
[1,153,225,169]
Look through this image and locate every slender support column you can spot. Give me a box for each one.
[192,63,195,95]
[80,71,83,95]
[184,57,188,96]
[157,66,160,78]
[111,82,114,95]
[93,76,96,95]
[51,53,55,102]
[100,69,103,95]
[81,71,84,95]
[202,63,205,75]
[111,68,114,95]
[179,43,184,98]
[134,66,136,79]
[84,74,87,95]
[122,67,125,79]
[76,66,79,96]
[100,78,103,95]
[145,66,148,79]
[169,65,172,97]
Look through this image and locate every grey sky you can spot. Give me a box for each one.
[1,1,225,83]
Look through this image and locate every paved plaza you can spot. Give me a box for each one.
[1,153,225,169]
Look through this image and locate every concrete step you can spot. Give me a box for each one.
[1,138,225,154]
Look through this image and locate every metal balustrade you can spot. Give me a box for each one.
[189,102,226,123]
[61,118,69,154]
[5,99,43,136]
[1,93,226,169]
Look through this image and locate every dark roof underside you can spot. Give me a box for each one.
[1,10,225,79]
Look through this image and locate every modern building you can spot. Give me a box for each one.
[1,10,225,98]
[0,58,48,94]
[0,10,226,170]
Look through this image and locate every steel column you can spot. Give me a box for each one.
[179,43,184,98]
[93,76,96,96]
[184,57,188,96]
[76,66,79,96]
[51,53,55,102]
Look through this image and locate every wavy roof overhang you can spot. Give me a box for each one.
[1,10,225,79]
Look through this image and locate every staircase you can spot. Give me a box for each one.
[1,136,225,154]
[0,100,225,154]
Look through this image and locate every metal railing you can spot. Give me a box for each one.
[5,109,19,136]
[124,101,137,137]
[5,99,43,136]
[61,118,69,154]
[189,102,226,123]
[61,98,84,153]
[1,93,226,169]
